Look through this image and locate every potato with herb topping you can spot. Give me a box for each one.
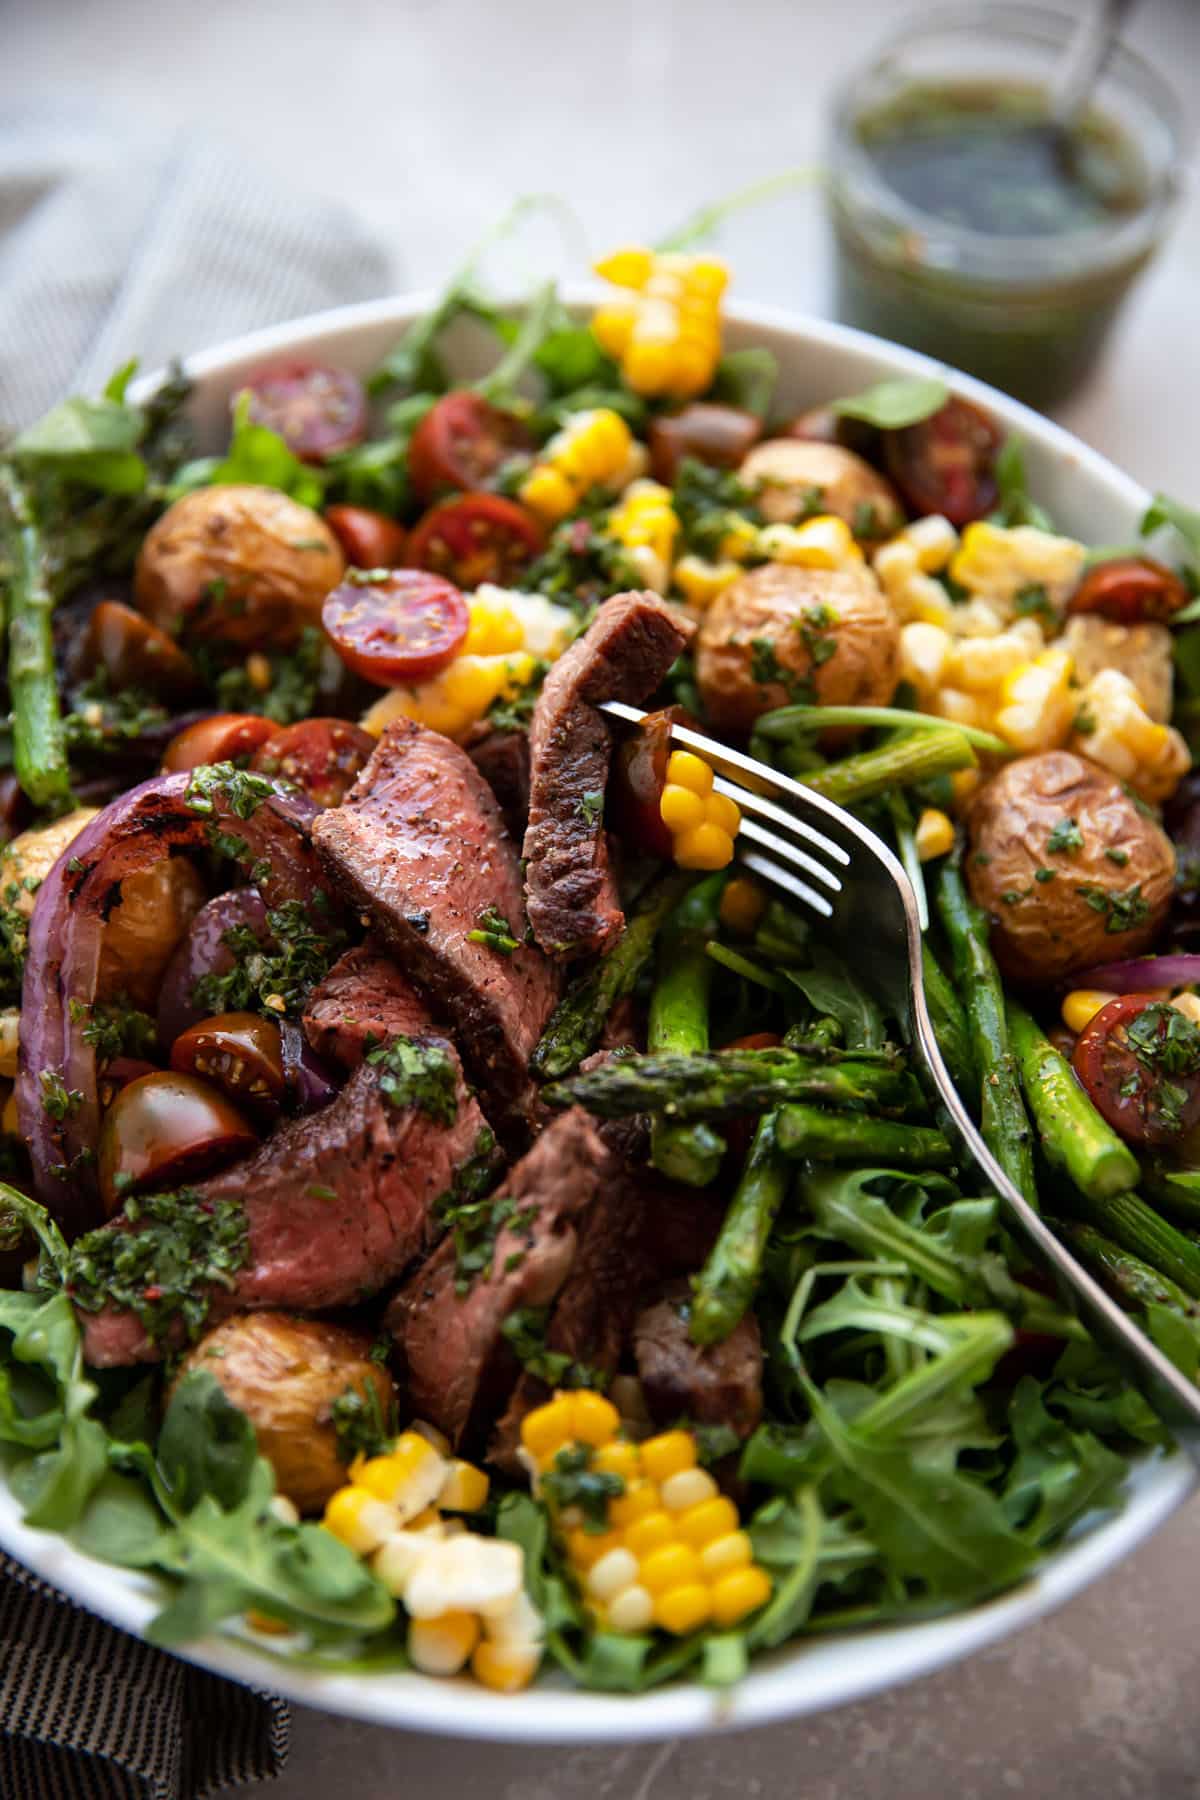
[966,750,1175,983]
[739,440,904,538]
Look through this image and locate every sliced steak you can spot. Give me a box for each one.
[466,725,531,843]
[302,939,435,1069]
[389,1110,608,1448]
[634,1280,763,1439]
[523,592,693,959]
[80,1050,491,1367]
[313,720,559,1135]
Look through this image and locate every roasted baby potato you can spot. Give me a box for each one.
[966,750,1175,983]
[134,484,345,651]
[176,1311,395,1514]
[695,561,900,734]
[98,857,207,1011]
[739,439,904,538]
[4,808,100,913]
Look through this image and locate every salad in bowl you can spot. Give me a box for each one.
[1,229,1200,1715]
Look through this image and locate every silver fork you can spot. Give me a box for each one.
[602,700,1200,1461]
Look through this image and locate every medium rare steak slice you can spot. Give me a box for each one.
[522,592,692,959]
[634,1280,763,1438]
[466,725,531,843]
[313,720,559,1134]
[302,940,435,1069]
[388,1109,607,1448]
[78,1048,491,1368]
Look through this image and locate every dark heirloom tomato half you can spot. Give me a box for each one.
[251,718,375,808]
[407,493,543,588]
[161,713,277,773]
[608,706,688,860]
[408,392,532,503]
[1067,556,1190,625]
[171,1012,286,1114]
[98,1071,258,1214]
[324,504,407,570]
[648,403,761,485]
[83,600,200,701]
[239,360,368,462]
[1072,996,1200,1147]
[884,396,1002,526]
[322,569,469,688]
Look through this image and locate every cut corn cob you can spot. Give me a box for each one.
[607,480,680,593]
[1069,668,1191,803]
[519,409,635,524]
[592,247,727,399]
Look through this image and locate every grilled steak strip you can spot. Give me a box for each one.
[79,1049,490,1367]
[302,939,436,1070]
[313,720,560,1135]
[634,1280,763,1438]
[466,725,531,843]
[522,592,693,960]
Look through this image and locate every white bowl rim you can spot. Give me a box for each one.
[0,291,1181,1743]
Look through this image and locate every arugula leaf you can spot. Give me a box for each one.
[1001,1377,1126,1546]
[990,437,1054,531]
[157,1371,257,1514]
[709,349,778,419]
[799,1168,1013,1307]
[171,393,324,509]
[832,375,947,430]
[533,324,616,396]
[13,395,148,495]
[784,945,886,1050]
[1141,492,1200,571]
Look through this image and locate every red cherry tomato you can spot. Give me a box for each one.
[885,397,1002,527]
[161,713,277,773]
[322,569,469,688]
[170,1011,286,1114]
[608,706,687,860]
[648,404,761,485]
[407,493,543,588]
[1073,995,1200,1147]
[83,600,200,701]
[408,392,532,503]
[238,360,367,462]
[324,504,407,570]
[1067,556,1190,625]
[251,718,375,808]
[98,1071,258,1215]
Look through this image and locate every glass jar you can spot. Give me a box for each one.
[827,4,1185,408]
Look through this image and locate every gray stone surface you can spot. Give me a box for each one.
[4,0,1200,1791]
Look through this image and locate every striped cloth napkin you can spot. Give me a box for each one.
[0,101,395,1794]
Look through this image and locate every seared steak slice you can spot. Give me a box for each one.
[389,1110,608,1447]
[634,1280,763,1438]
[302,940,435,1069]
[80,1050,490,1367]
[522,592,692,959]
[466,725,531,842]
[313,720,559,1133]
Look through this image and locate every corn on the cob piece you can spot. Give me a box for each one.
[949,521,1086,617]
[519,408,636,524]
[607,480,680,594]
[1069,668,1191,802]
[756,515,863,573]
[673,553,743,609]
[592,247,727,400]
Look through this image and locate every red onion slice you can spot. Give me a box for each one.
[280,1020,339,1112]
[1071,954,1200,994]
[157,888,272,1046]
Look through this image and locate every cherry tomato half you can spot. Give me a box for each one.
[238,360,367,462]
[607,706,687,860]
[1073,995,1200,1147]
[170,1011,286,1114]
[322,569,469,687]
[408,392,532,503]
[1067,555,1190,625]
[648,404,761,486]
[98,1070,258,1215]
[885,397,1002,527]
[407,493,543,588]
[324,504,407,570]
[251,718,375,808]
[83,600,200,701]
[161,713,277,773]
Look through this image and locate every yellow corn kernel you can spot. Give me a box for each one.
[322,1487,398,1556]
[904,514,958,572]
[639,1543,702,1595]
[591,302,638,358]
[464,595,524,657]
[994,648,1075,753]
[710,1565,772,1628]
[586,1547,640,1602]
[915,808,955,862]
[623,1510,677,1560]
[624,338,675,396]
[673,553,742,608]
[654,1582,712,1635]
[934,687,995,733]
[519,464,575,524]
[951,631,1036,694]
[698,1530,754,1582]
[412,1420,452,1456]
[660,783,707,834]
[951,521,1086,608]
[706,791,741,839]
[1172,992,1200,1026]
[1061,989,1118,1034]
[593,1441,641,1483]
[898,621,953,703]
[521,1396,576,1461]
[720,516,760,562]
[594,246,654,289]
[471,1638,541,1693]
[950,767,982,806]
[407,1610,480,1677]
[666,750,714,797]
[439,1459,489,1513]
[671,343,716,398]
[608,1479,661,1530]
[757,515,862,571]
[569,1390,620,1447]
[673,822,734,871]
[660,1467,719,1513]
[357,1433,445,1521]
[719,876,765,935]
[565,1527,624,1570]
[607,1584,655,1634]
[641,1431,697,1485]
[676,1495,739,1550]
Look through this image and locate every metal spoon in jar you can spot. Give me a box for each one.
[1050,0,1139,189]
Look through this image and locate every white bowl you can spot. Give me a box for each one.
[2,295,1191,1741]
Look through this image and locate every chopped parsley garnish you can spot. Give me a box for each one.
[487,660,549,734]
[63,672,169,756]
[331,1379,393,1464]
[1073,708,1097,737]
[1126,1003,1200,1079]
[468,906,520,955]
[749,636,812,701]
[68,995,157,1062]
[0,880,32,1009]
[1046,817,1084,854]
[1105,847,1130,867]
[184,762,276,821]
[433,1129,513,1293]
[366,1034,459,1123]
[40,1070,83,1121]
[798,602,838,667]
[499,1307,603,1391]
[672,457,761,560]
[1013,582,1056,623]
[526,514,639,609]
[1034,867,1056,884]
[576,790,605,828]
[852,500,881,539]
[191,899,346,1019]
[1076,883,1152,933]
[540,1443,625,1532]
[65,1189,250,1347]
[211,626,325,725]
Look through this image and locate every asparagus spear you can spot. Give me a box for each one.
[775,1104,954,1168]
[936,855,1036,1203]
[690,1113,791,1345]
[648,875,726,1186]
[530,870,694,1081]
[1057,1219,1200,1315]
[1142,1164,1200,1229]
[544,1045,918,1120]
[1060,1189,1200,1299]
[921,942,975,1095]
[1009,1001,1139,1203]
[0,466,71,810]
[801,731,976,808]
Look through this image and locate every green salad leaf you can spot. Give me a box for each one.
[832,375,948,430]
[171,393,325,509]
[990,436,1054,531]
